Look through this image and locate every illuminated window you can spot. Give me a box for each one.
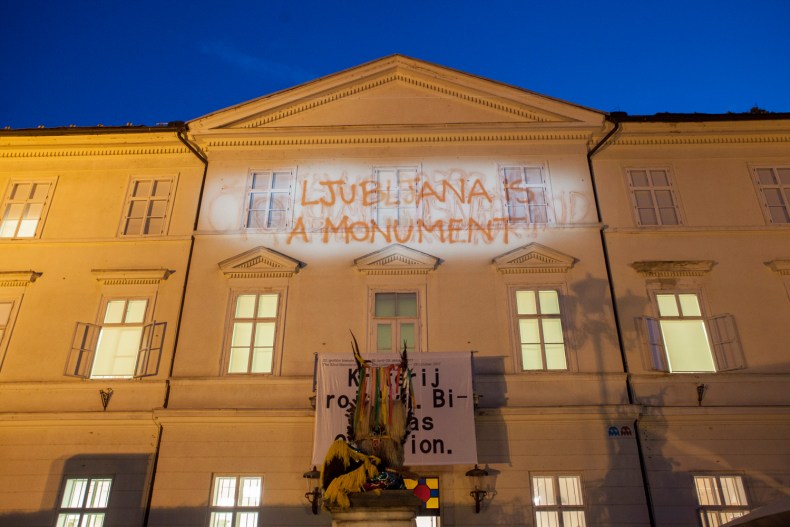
[372,291,419,353]
[752,167,790,223]
[695,475,749,527]
[0,179,55,238]
[532,475,586,527]
[640,292,744,373]
[55,477,112,527]
[209,475,262,527]
[120,176,175,236]
[373,166,419,227]
[66,298,165,379]
[244,170,294,230]
[514,289,567,371]
[501,165,549,224]
[627,168,681,226]
[225,292,282,374]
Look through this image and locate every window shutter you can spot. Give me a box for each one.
[65,322,101,378]
[134,321,166,378]
[708,314,745,371]
[638,317,668,371]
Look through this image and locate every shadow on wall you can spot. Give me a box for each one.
[0,452,332,527]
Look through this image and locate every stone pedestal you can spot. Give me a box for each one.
[330,490,422,527]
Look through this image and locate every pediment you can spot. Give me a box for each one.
[219,247,302,278]
[493,243,576,274]
[355,244,440,275]
[190,55,603,134]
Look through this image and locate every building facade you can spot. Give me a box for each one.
[1,56,788,527]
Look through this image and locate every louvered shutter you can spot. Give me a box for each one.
[708,314,745,371]
[65,322,101,378]
[639,317,668,371]
[134,321,166,378]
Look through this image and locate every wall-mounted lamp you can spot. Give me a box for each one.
[303,466,321,514]
[465,464,489,513]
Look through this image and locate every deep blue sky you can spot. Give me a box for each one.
[2,1,789,129]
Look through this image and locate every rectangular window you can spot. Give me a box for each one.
[66,298,165,379]
[56,476,112,527]
[372,291,419,353]
[501,165,549,224]
[640,292,744,373]
[695,475,749,527]
[627,168,680,226]
[0,179,55,238]
[515,289,567,371]
[120,177,175,236]
[209,475,262,527]
[753,167,790,223]
[532,475,586,527]
[226,292,281,374]
[244,170,294,230]
[373,167,419,226]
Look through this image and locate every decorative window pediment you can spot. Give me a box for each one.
[631,261,716,278]
[766,259,790,275]
[493,243,576,274]
[91,268,174,285]
[0,270,42,287]
[219,247,302,278]
[354,244,440,275]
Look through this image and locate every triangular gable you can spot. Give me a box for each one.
[355,244,440,275]
[493,243,576,274]
[189,55,603,133]
[219,247,302,278]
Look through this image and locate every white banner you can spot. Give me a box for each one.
[311,352,477,466]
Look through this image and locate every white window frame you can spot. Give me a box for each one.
[531,474,587,527]
[55,475,113,527]
[0,177,57,239]
[66,296,165,379]
[511,287,569,371]
[369,289,422,354]
[626,167,682,226]
[640,291,744,373]
[694,474,749,527]
[751,166,790,224]
[0,296,21,372]
[372,166,420,227]
[500,164,551,224]
[222,289,286,375]
[208,474,263,527]
[243,168,295,231]
[118,175,177,236]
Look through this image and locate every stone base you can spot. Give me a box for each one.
[330,490,422,527]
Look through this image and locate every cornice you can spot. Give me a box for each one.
[0,145,191,159]
[610,133,790,146]
[766,259,790,275]
[0,270,42,287]
[91,268,175,285]
[202,130,592,150]
[630,260,716,277]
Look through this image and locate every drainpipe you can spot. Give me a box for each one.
[587,118,656,527]
[142,126,208,527]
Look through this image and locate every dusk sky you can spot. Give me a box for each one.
[2,1,789,129]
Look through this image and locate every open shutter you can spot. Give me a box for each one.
[638,317,668,372]
[65,322,101,378]
[708,314,745,371]
[134,321,166,378]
